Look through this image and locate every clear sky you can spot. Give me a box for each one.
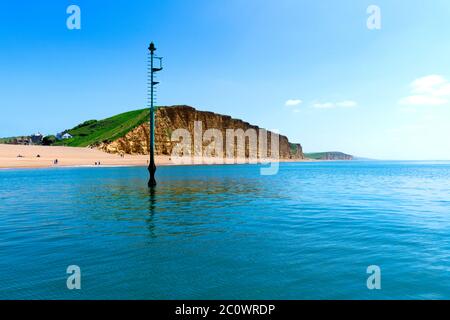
[1,0,450,160]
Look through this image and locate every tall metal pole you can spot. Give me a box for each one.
[148,42,157,187]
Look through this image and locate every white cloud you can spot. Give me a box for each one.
[285,99,302,107]
[313,102,335,109]
[400,75,450,106]
[411,75,447,94]
[313,100,357,109]
[336,100,357,108]
[399,95,447,106]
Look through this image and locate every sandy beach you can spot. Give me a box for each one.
[0,144,304,169]
[0,144,170,169]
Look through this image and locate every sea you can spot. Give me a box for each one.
[0,161,449,299]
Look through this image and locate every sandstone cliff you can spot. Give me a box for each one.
[97,105,304,160]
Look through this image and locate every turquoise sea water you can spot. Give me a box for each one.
[0,161,449,299]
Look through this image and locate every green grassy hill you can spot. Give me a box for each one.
[54,108,149,147]
[0,137,13,144]
[304,152,328,160]
[305,151,353,160]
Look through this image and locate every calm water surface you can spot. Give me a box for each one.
[0,161,449,299]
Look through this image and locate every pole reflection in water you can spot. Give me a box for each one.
[146,186,156,238]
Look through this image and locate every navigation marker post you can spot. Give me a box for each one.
[148,42,163,187]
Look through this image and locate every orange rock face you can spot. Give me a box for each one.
[98,105,304,160]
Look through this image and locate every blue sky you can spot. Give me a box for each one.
[1,0,450,160]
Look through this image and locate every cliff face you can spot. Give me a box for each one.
[97,105,304,160]
[321,152,353,160]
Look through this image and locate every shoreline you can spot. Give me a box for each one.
[0,144,310,170]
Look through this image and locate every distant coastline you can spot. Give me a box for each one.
[304,151,354,161]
